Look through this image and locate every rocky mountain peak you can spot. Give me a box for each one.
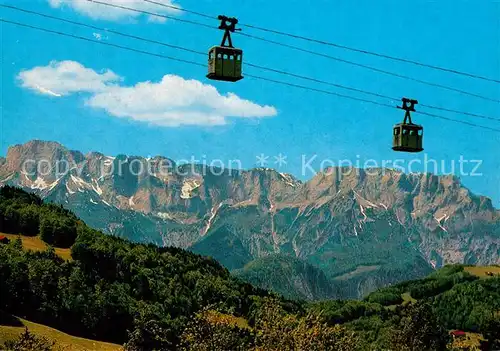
[1,140,499,299]
[3,140,84,181]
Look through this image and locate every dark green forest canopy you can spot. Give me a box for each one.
[0,186,293,349]
[1,186,499,350]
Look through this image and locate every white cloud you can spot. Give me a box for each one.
[34,85,63,97]
[17,61,277,127]
[47,0,181,22]
[18,61,121,96]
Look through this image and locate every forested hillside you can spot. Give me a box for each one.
[1,186,500,350]
[0,186,287,349]
[232,254,339,301]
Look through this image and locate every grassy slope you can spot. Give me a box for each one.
[449,331,485,350]
[464,265,500,278]
[401,292,416,303]
[204,310,251,330]
[333,265,381,281]
[0,234,120,350]
[0,233,72,261]
[0,315,123,351]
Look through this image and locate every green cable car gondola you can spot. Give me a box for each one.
[207,15,243,82]
[392,98,424,153]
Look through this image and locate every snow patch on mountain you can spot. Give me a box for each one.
[203,203,222,236]
[92,179,103,195]
[360,204,368,222]
[48,178,61,191]
[435,213,449,232]
[70,175,91,189]
[66,182,75,195]
[279,172,297,187]
[157,212,172,220]
[180,179,201,199]
[102,199,112,207]
[396,211,405,226]
[30,176,49,190]
[353,190,379,209]
[0,173,15,183]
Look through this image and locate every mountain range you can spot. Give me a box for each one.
[1,140,499,299]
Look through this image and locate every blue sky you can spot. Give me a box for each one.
[1,0,499,204]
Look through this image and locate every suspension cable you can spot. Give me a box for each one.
[3,4,498,123]
[2,17,500,133]
[78,0,500,103]
[236,31,500,103]
[87,0,216,30]
[142,0,500,84]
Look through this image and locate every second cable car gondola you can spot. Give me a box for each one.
[392,98,424,153]
[207,15,243,82]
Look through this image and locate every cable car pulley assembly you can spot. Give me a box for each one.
[392,98,424,153]
[207,15,244,82]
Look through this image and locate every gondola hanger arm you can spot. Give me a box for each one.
[218,15,240,47]
[398,97,418,124]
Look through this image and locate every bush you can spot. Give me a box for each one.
[366,290,403,306]
[18,205,40,236]
[179,309,255,351]
[40,215,77,248]
[2,328,55,351]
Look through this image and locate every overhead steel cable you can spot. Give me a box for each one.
[416,110,500,130]
[0,4,206,57]
[0,16,390,109]
[246,74,500,132]
[142,0,500,84]
[245,62,398,102]
[240,24,500,84]
[81,0,500,103]
[2,18,500,133]
[86,0,216,30]
[419,104,500,122]
[236,31,500,103]
[4,4,499,123]
[0,4,402,104]
[0,18,207,67]
[142,0,217,20]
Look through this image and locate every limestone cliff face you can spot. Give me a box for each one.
[1,140,499,299]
